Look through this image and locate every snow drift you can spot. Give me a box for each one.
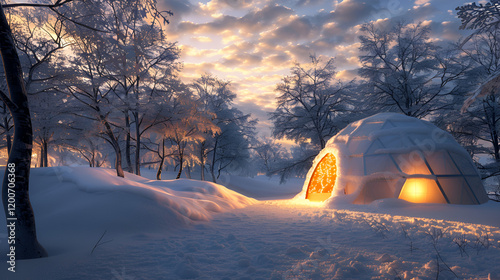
[0,167,256,238]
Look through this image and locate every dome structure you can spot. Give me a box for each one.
[301,113,489,205]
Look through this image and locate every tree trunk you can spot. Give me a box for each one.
[125,113,133,173]
[134,113,141,176]
[114,146,125,178]
[43,140,48,168]
[484,96,500,161]
[5,116,11,154]
[185,165,191,179]
[210,139,218,183]
[98,112,124,178]
[38,144,44,168]
[493,134,500,162]
[156,158,164,180]
[156,139,165,180]
[200,142,205,181]
[176,152,183,179]
[90,150,95,167]
[0,5,47,259]
[210,165,216,183]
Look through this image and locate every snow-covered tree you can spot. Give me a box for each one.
[100,0,179,175]
[191,74,256,182]
[61,0,178,177]
[456,1,500,111]
[445,29,500,179]
[253,138,290,175]
[456,1,500,35]
[0,6,71,164]
[165,104,217,180]
[31,91,69,167]
[358,21,466,119]
[64,19,128,177]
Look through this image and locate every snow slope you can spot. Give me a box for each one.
[0,167,255,269]
[0,167,499,279]
[137,169,304,200]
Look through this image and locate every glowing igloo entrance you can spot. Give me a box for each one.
[303,113,489,205]
[305,153,337,202]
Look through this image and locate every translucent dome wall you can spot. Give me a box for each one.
[302,113,489,205]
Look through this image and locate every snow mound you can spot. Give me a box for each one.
[2,167,256,236]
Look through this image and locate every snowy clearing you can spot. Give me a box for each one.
[0,167,499,279]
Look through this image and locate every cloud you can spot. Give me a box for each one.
[261,17,316,45]
[173,4,294,37]
[415,0,431,5]
[263,53,292,66]
[163,0,466,137]
[295,0,329,7]
[180,45,221,58]
[192,36,212,43]
[391,2,438,23]
[221,53,263,67]
[426,20,463,45]
[199,0,255,14]
[217,0,254,8]
[332,0,384,29]
[182,62,217,77]
[232,99,275,135]
[335,69,358,81]
[158,0,195,19]
[221,41,256,55]
[240,4,294,30]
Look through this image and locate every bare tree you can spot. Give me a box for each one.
[358,22,466,119]
[269,56,353,181]
[271,56,351,149]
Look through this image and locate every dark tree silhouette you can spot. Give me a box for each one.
[0,0,75,259]
[0,4,46,260]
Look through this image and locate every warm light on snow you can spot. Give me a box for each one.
[1,167,499,279]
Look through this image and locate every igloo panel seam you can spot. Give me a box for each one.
[406,138,451,204]
[374,137,403,173]
[445,150,481,204]
[363,155,367,176]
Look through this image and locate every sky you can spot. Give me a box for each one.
[157,0,477,138]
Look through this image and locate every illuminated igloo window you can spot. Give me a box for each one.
[301,113,489,205]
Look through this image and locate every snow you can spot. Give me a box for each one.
[0,166,500,279]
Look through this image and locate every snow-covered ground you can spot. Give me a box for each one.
[0,167,500,279]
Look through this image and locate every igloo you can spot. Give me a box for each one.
[301,113,489,205]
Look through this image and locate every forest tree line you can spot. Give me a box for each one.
[1,0,500,184]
